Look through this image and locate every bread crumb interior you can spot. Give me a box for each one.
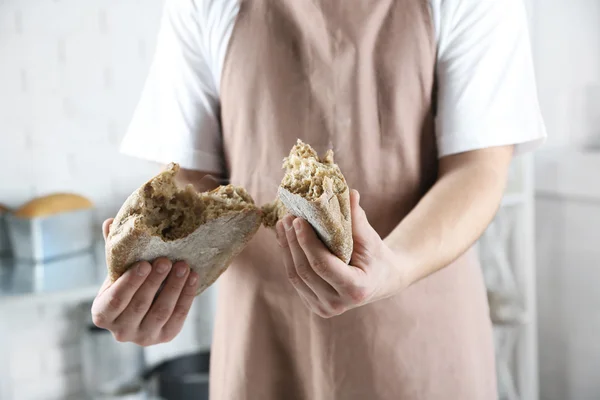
[281,140,346,200]
[261,199,287,228]
[135,166,256,241]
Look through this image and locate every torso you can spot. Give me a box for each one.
[209,1,497,399]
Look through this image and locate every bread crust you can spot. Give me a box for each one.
[14,194,93,218]
[106,210,261,295]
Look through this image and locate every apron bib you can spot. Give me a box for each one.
[212,0,497,398]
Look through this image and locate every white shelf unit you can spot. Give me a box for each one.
[478,1,540,397]
[479,154,538,400]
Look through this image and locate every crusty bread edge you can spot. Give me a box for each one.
[278,177,352,263]
[191,211,262,295]
[106,209,262,295]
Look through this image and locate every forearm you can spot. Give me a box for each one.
[384,146,514,288]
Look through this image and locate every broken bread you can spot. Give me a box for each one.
[105,163,262,295]
[261,198,287,229]
[277,140,353,263]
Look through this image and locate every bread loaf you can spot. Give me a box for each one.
[106,163,262,295]
[277,140,353,263]
[14,194,93,218]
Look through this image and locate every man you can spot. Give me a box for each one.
[92,0,546,398]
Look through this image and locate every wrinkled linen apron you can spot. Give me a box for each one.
[211,0,497,398]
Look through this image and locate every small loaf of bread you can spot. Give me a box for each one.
[106,163,262,295]
[14,194,93,218]
[277,140,353,263]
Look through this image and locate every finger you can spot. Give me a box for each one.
[91,261,152,327]
[102,218,114,241]
[350,189,383,268]
[350,189,380,241]
[140,261,190,332]
[96,275,112,296]
[114,258,172,327]
[350,189,370,237]
[276,220,318,302]
[160,271,200,342]
[283,215,337,299]
[293,217,363,291]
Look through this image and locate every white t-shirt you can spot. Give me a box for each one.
[121,0,547,173]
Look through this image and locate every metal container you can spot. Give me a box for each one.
[0,212,11,257]
[82,324,146,399]
[5,208,94,261]
[0,250,101,296]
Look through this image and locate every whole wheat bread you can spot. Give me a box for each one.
[277,140,353,263]
[105,163,261,295]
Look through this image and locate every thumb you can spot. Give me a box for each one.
[350,190,378,245]
[102,218,114,241]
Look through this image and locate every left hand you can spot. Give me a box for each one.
[276,189,406,318]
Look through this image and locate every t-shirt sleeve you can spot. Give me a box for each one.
[434,0,547,158]
[120,0,223,173]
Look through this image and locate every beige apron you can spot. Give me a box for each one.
[212,0,497,398]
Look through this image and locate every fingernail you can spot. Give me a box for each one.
[188,273,198,286]
[156,260,170,274]
[284,217,294,231]
[137,262,151,276]
[276,222,285,240]
[175,265,187,278]
[293,219,302,232]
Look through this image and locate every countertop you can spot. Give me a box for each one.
[0,242,105,307]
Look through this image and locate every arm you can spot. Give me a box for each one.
[275,0,544,318]
[385,145,514,289]
[276,146,513,317]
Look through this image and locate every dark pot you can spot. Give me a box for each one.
[144,352,210,400]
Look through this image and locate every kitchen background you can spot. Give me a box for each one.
[0,0,598,399]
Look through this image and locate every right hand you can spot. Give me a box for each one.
[91,219,200,346]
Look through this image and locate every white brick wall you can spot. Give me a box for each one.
[0,0,195,398]
[0,0,165,217]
